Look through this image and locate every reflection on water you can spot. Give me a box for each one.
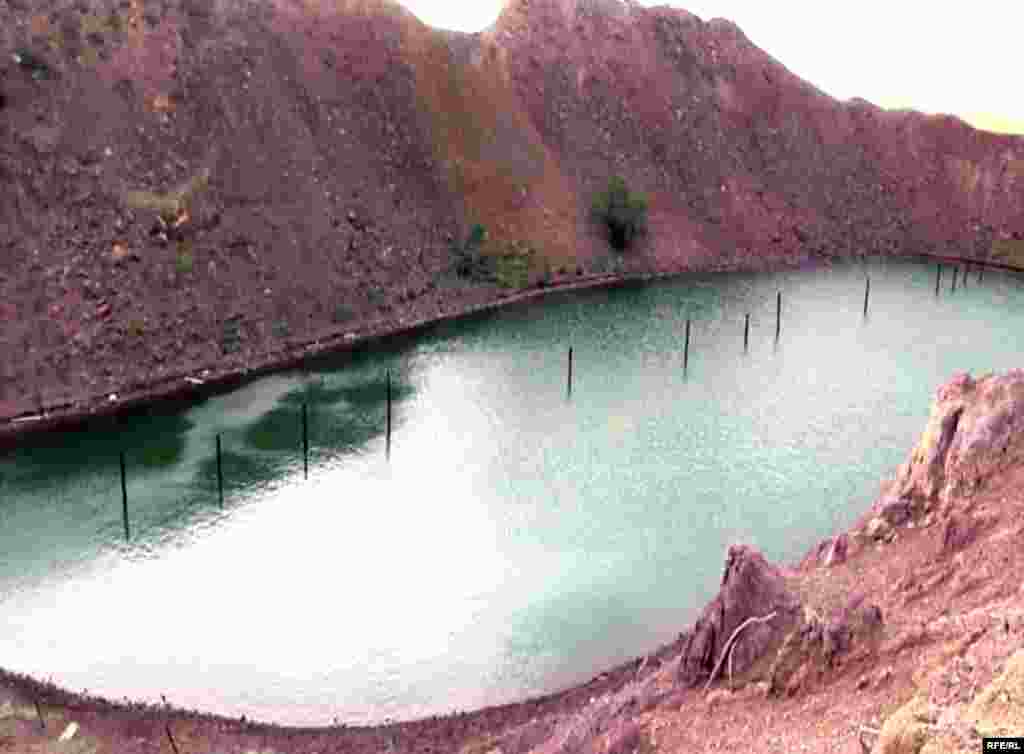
[1,257,1023,725]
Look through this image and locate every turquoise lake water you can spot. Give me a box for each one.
[1,256,1021,725]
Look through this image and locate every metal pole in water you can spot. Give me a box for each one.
[743,313,750,352]
[385,369,391,460]
[567,347,573,398]
[119,450,129,542]
[963,265,969,289]
[302,402,309,480]
[216,434,224,508]
[684,318,691,373]
[936,264,942,296]
[863,276,870,318]
[979,264,984,283]
[952,266,958,292]
[775,291,781,340]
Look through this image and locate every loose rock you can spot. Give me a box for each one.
[866,517,893,541]
[824,533,848,567]
[879,495,912,526]
[941,513,977,554]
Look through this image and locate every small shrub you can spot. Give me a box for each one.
[221,316,243,354]
[12,49,54,80]
[465,222,487,249]
[122,167,211,217]
[332,303,355,324]
[494,252,531,289]
[591,175,648,251]
[175,247,193,274]
[272,320,290,339]
[991,238,1024,267]
[538,263,553,288]
[46,31,64,54]
[80,11,119,38]
[453,222,492,281]
[78,46,100,67]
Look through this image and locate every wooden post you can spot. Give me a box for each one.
[743,313,750,352]
[979,264,984,283]
[951,266,958,292]
[33,698,45,732]
[216,434,224,508]
[120,450,130,542]
[775,291,781,340]
[567,347,573,398]
[684,318,691,372]
[302,402,309,480]
[935,264,941,296]
[385,369,391,460]
[165,723,180,754]
[863,276,870,318]
[963,265,969,289]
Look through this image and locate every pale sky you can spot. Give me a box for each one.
[398,0,1024,134]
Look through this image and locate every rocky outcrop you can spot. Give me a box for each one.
[860,371,1024,548]
[514,541,887,753]
[677,545,800,687]
[767,594,884,697]
[802,533,849,568]
[503,545,802,754]
[824,533,848,567]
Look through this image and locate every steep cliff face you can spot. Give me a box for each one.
[1,0,1023,422]
[872,370,1024,524]
[489,0,1024,269]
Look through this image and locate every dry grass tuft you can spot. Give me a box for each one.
[121,168,212,220]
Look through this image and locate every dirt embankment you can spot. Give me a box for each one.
[2,0,1024,441]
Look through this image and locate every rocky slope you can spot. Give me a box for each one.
[2,0,1024,435]
[6,369,1024,753]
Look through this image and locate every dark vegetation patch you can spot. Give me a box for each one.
[591,175,648,252]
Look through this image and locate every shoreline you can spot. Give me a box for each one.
[4,247,1004,451]
[0,625,687,752]
[0,249,837,450]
